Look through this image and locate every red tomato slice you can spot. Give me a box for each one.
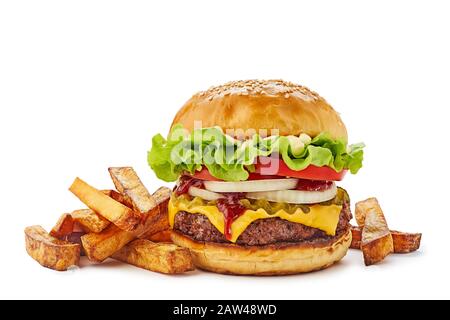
[247,173,281,180]
[255,157,347,181]
[190,168,222,181]
[190,159,346,182]
[190,168,280,181]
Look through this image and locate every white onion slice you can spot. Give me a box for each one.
[204,178,298,193]
[246,183,337,204]
[188,186,223,201]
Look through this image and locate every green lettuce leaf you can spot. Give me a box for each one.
[148,125,365,182]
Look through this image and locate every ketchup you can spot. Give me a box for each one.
[174,175,204,196]
[175,176,246,240]
[296,179,333,191]
[216,194,246,241]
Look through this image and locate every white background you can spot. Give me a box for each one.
[1,0,449,300]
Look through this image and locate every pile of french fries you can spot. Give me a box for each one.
[350,197,422,266]
[24,167,195,274]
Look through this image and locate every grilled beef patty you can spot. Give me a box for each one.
[173,200,351,246]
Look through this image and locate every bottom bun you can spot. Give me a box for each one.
[171,228,352,276]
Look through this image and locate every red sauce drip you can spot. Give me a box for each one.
[296,179,333,191]
[174,175,204,196]
[216,194,247,241]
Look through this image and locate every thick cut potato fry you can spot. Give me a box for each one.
[69,177,141,232]
[64,232,86,256]
[350,225,362,249]
[81,187,171,262]
[73,222,86,233]
[151,186,172,207]
[108,167,156,214]
[361,209,394,266]
[81,224,135,262]
[71,209,110,233]
[102,189,133,208]
[391,230,422,253]
[355,197,380,227]
[50,213,74,239]
[25,225,80,271]
[137,208,170,240]
[112,239,194,274]
[136,187,171,238]
[351,226,421,254]
[145,230,173,243]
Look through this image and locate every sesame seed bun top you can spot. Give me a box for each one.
[171,79,348,141]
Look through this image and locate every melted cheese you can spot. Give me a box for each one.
[168,198,342,243]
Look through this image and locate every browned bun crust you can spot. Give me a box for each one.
[172,80,348,141]
[171,228,352,276]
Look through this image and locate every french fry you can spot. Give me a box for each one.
[355,197,380,227]
[69,177,141,232]
[65,232,85,245]
[391,230,422,253]
[108,169,170,238]
[150,186,172,210]
[102,189,133,208]
[108,167,156,214]
[50,218,86,255]
[145,230,173,243]
[81,187,171,262]
[71,190,130,233]
[71,209,110,233]
[25,225,80,271]
[64,232,86,256]
[81,224,136,262]
[136,186,171,239]
[350,225,362,249]
[73,222,86,232]
[351,226,421,254]
[112,239,194,274]
[361,209,394,266]
[49,213,74,239]
[137,207,170,240]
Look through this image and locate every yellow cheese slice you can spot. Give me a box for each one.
[168,198,342,243]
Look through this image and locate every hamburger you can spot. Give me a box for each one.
[148,79,364,275]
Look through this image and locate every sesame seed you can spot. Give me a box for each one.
[197,79,320,101]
